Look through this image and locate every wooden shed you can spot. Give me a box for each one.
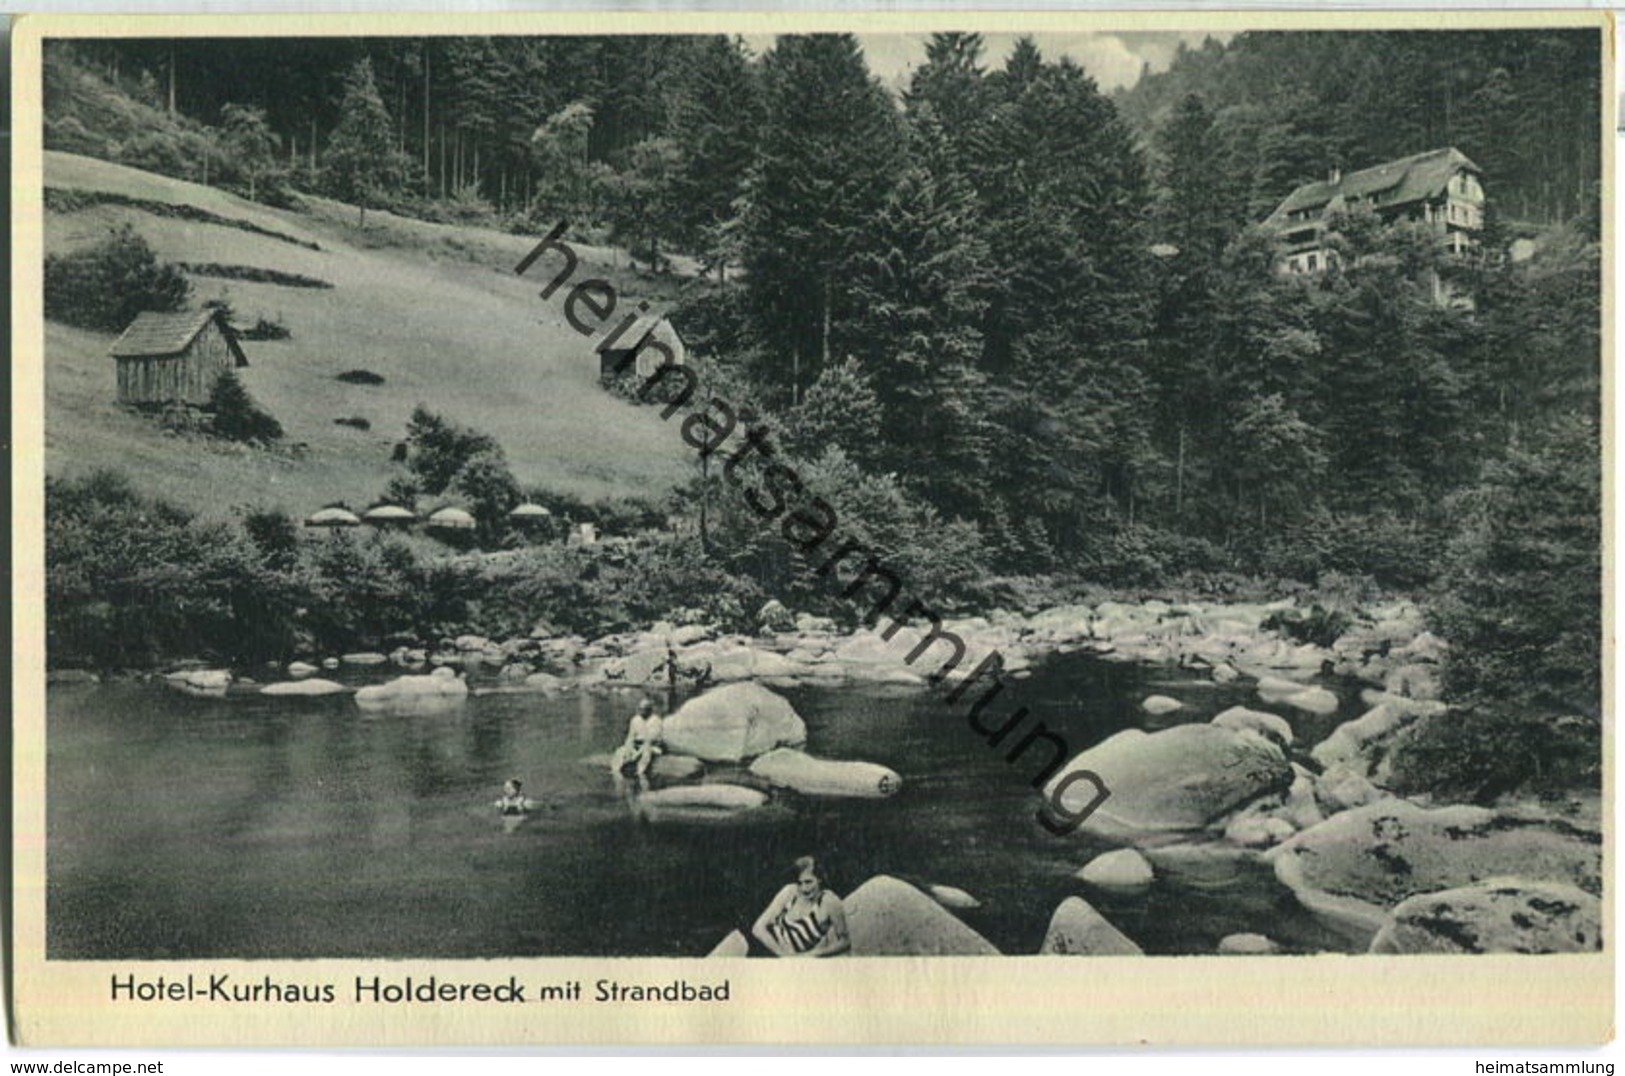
[599,315,686,384]
[109,308,248,406]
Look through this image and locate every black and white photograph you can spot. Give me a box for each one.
[12,8,1612,1046]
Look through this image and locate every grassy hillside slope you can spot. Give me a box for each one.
[44,151,696,517]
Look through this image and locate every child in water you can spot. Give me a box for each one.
[493,778,539,816]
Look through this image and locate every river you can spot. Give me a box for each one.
[46,653,1363,958]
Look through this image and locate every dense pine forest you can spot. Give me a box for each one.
[43,29,1603,800]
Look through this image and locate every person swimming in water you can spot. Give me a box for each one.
[751,855,850,958]
[493,778,538,816]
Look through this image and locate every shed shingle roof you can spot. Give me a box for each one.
[109,309,246,367]
[1267,147,1481,225]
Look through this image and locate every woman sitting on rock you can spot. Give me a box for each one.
[610,697,664,779]
[751,855,850,958]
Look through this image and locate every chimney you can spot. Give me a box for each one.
[1329,167,1342,185]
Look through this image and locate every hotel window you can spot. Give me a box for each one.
[1307,253,1319,271]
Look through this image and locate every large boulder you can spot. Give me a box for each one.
[706,929,750,958]
[1266,800,1603,940]
[354,667,469,710]
[748,749,900,798]
[1038,897,1143,956]
[1042,724,1292,842]
[844,876,1000,955]
[660,682,807,763]
[1369,880,1602,955]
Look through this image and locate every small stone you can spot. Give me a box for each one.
[926,884,982,911]
[1077,848,1154,891]
[1281,686,1340,715]
[1142,694,1184,715]
[1217,933,1281,955]
[1224,814,1296,849]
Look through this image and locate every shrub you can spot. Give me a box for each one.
[238,316,291,341]
[474,535,761,640]
[1261,604,1351,649]
[44,224,189,330]
[336,369,385,385]
[403,405,499,494]
[1390,709,1601,803]
[206,370,283,443]
[47,470,306,667]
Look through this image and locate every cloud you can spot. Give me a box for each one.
[755,31,1234,95]
[980,31,1231,91]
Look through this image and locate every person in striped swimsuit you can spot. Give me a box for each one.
[751,856,850,958]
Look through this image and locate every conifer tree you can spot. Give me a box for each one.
[663,35,760,275]
[326,58,407,226]
[740,34,902,405]
[844,112,994,518]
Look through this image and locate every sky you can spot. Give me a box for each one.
[741,31,1231,94]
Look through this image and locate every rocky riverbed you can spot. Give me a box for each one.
[95,594,1600,957]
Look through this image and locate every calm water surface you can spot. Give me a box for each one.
[48,654,1361,958]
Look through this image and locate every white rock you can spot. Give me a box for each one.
[1315,765,1383,814]
[1217,933,1281,955]
[1077,848,1154,891]
[662,682,808,763]
[1141,694,1184,716]
[1038,897,1143,956]
[1224,814,1296,849]
[926,884,982,911]
[261,678,347,697]
[748,748,901,798]
[706,930,749,958]
[844,877,1000,955]
[1280,686,1339,715]
[1211,705,1294,747]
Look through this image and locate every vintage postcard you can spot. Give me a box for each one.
[10,8,1614,1048]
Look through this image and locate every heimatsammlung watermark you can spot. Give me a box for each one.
[517,222,1110,835]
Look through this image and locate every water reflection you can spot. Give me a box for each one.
[48,655,1359,959]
